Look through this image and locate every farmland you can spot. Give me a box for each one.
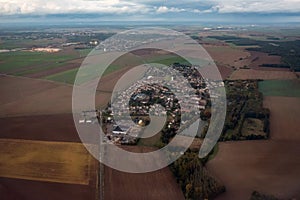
[207,140,300,200]
[263,96,300,141]
[0,139,95,185]
[0,114,80,142]
[1,26,300,200]
[259,79,300,97]
[229,69,297,80]
[0,137,98,200]
[207,35,300,72]
[206,94,300,200]
[104,146,185,200]
[203,44,250,69]
[0,50,79,75]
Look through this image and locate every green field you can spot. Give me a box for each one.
[45,68,79,84]
[144,54,190,66]
[44,54,191,85]
[45,64,121,84]
[259,79,300,97]
[0,51,77,75]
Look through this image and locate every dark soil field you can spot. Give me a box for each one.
[0,177,97,200]
[104,166,185,200]
[0,114,80,142]
[104,146,185,200]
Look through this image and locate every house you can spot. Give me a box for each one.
[112,126,128,135]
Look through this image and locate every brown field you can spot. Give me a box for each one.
[247,51,283,69]
[0,84,73,117]
[0,75,73,116]
[207,140,300,200]
[0,75,110,117]
[27,63,80,78]
[217,65,234,80]
[263,96,300,141]
[0,75,59,105]
[207,96,300,200]
[0,177,97,200]
[229,69,297,80]
[0,139,95,185]
[104,146,185,200]
[0,115,99,200]
[0,114,81,142]
[203,44,250,68]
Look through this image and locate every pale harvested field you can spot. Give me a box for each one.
[0,139,95,185]
[104,146,185,200]
[229,69,297,80]
[207,96,300,200]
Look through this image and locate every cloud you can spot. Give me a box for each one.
[0,0,150,15]
[0,0,300,16]
[156,6,185,14]
[210,0,300,13]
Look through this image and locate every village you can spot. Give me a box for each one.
[83,63,225,145]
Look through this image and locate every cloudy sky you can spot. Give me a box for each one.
[0,0,300,23]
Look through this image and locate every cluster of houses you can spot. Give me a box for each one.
[100,64,213,145]
[83,63,225,145]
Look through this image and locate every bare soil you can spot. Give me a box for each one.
[207,96,300,200]
[203,44,250,68]
[248,51,283,69]
[263,96,300,141]
[0,75,58,105]
[104,146,185,200]
[229,69,297,80]
[0,177,97,200]
[207,140,300,200]
[0,114,80,142]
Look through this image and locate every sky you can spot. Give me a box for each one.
[0,0,300,24]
